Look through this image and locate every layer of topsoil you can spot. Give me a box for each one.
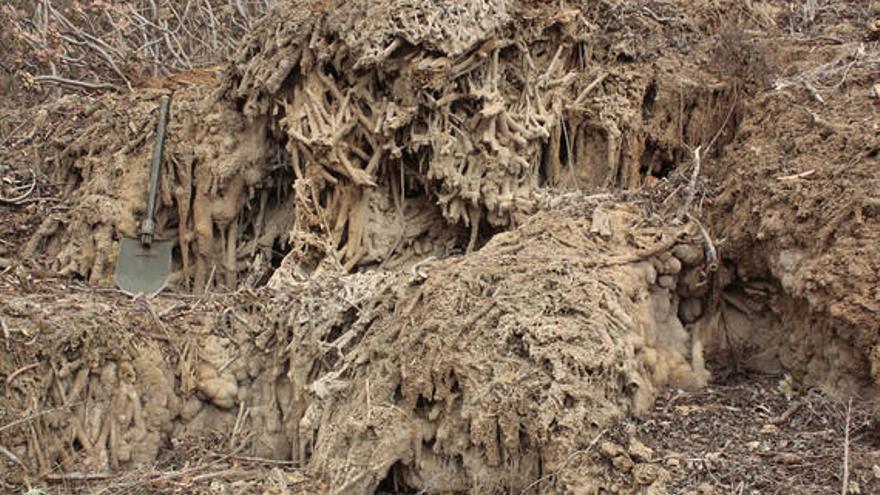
[1,0,879,494]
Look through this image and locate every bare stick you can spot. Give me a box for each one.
[45,472,113,481]
[574,72,608,105]
[0,168,37,205]
[679,145,702,217]
[770,400,804,425]
[705,85,739,154]
[0,113,38,147]
[205,264,217,294]
[207,452,299,465]
[0,444,27,471]
[0,317,10,350]
[777,169,816,181]
[841,398,852,495]
[144,300,181,356]
[366,379,372,422]
[0,402,80,434]
[32,75,119,92]
[5,362,40,388]
[686,213,718,272]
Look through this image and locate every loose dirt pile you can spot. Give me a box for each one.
[279,206,713,493]
[1,0,880,494]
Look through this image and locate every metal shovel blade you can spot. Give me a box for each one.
[114,237,173,295]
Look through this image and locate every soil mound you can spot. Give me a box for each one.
[17,0,747,290]
[280,206,709,493]
[1,205,713,494]
[17,84,292,291]
[222,0,741,274]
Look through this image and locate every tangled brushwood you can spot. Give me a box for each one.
[1,0,268,95]
[221,0,742,274]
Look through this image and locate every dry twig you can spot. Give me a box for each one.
[5,362,40,388]
[841,398,852,495]
[33,75,120,92]
[686,213,718,272]
[679,146,702,219]
[0,402,80,434]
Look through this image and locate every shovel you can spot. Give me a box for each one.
[114,95,173,295]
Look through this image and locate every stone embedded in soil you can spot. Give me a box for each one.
[679,297,703,323]
[672,244,704,267]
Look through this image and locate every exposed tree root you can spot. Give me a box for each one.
[16,0,743,289]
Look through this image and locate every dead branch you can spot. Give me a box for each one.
[0,444,27,472]
[777,169,816,181]
[678,146,702,219]
[0,112,38,148]
[0,316,9,350]
[705,86,739,154]
[0,402,80,434]
[5,362,41,388]
[841,398,852,495]
[768,400,804,425]
[574,72,608,105]
[686,213,718,272]
[46,472,113,481]
[32,75,120,92]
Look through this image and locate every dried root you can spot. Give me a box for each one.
[20,0,742,289]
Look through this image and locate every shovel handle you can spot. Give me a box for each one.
[140,95,171,244]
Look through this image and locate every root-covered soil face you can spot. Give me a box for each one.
[1,0,880,494]
[0,204,716,493]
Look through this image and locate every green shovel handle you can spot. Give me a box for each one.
[140,95,171,245]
